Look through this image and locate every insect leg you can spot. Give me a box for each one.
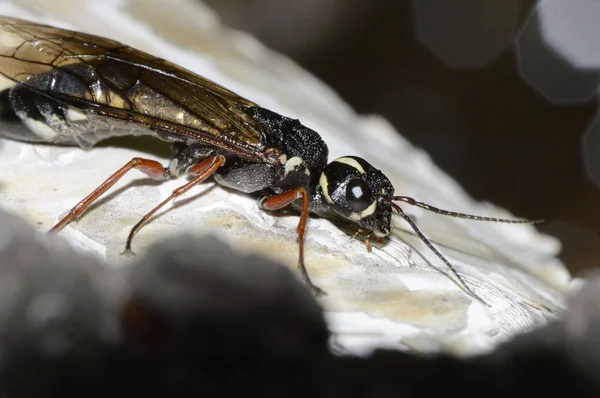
[260,188,326,297]
[49,158,170,234]
[124,154,226,252]
[351,229,373,252]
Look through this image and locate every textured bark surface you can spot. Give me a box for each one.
[0,0,574,356]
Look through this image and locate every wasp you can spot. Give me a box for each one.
[0,16,542,298]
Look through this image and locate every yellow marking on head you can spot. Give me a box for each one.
[359,200,378,218]
[349,200,377,222]
[319,172,334,204]
[334,157,365,174]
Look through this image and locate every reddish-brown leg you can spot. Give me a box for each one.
[351,229,364,240]
[48,157,169,234]
[364,232,373,252]
[124,155,226,252]
[351,229,373,252]
[260,187,326,297]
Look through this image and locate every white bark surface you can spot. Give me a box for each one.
[0,0,576,356]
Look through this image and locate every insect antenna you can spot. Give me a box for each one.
[394,196,544,224]
[390,202,487,304]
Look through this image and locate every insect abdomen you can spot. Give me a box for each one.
[0,87,69,145]
[0,85,155,148]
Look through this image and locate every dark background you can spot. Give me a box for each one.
[203,0,600,276]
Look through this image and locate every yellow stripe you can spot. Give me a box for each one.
[319,172,334,204]
[334,157,365,174]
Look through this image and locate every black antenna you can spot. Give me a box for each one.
[390,202,487,304]
[394,196,544,224]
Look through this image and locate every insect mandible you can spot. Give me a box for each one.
[0,16,542,298]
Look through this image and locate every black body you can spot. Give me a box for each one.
[0,81,394,235]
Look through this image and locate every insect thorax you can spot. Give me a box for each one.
[189,106,332,214]
[245,107,328,172]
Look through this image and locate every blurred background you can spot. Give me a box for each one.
[203,0,600,276]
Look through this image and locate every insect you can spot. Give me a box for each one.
[0,16,542,298]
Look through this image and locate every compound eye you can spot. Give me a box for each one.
[346,179,373,211]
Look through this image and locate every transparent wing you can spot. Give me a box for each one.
[0,16,266,160]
